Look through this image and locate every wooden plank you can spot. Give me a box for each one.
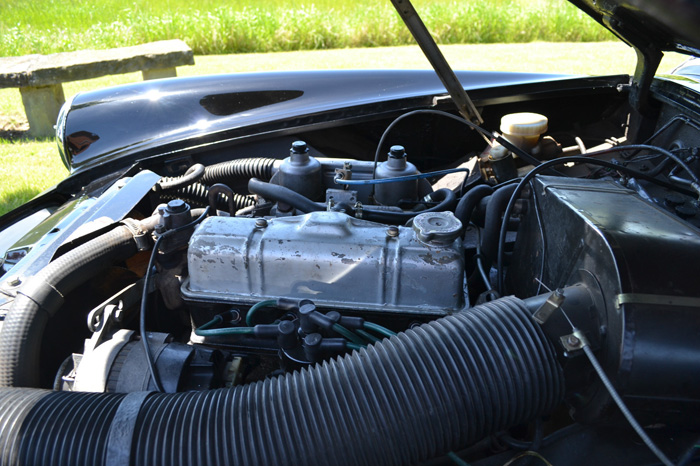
[0,40,194,89]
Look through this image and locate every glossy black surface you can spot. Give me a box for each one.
[570,0,700,55]
[60,70,581,174]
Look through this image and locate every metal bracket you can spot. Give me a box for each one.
[533,288,566,324]
[559,328,589,353]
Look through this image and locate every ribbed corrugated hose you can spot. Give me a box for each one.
[201,157,277,185]
[0,226,139,388]
[161,182,255,211]
[0,297,564,466]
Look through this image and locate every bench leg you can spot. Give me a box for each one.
[20,84,65,139]
[142,67,177,80]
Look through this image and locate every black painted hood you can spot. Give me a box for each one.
[570,0,700,55]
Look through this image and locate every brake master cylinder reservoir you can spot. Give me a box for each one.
[375,145,419,206]
[500,112,548,151]
[278,140,323,200]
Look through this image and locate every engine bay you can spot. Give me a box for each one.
[1,75,700,465]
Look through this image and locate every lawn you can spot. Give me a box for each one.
[0,0,612,56]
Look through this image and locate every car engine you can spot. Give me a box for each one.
[1,74,700,465]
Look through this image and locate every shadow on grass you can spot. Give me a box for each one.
[0,186,43,217]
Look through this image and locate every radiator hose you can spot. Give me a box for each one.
[0,222,153,388]
[0,297,564,466]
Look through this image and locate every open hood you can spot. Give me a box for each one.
[570,0,700,56]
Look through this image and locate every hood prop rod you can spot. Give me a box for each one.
[390,0,484,126]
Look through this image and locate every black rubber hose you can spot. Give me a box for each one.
[157,164,205,191]
[480,184,517,270]
[161,182,255,211]
[248,178,325,212]
[202,157,277,185]
[0,297,564,466]
[455,184,493,227]
[362,188,457,223]
[0,226,139,388]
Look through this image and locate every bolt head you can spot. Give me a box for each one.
[566,335,580,346]
[8,277,22,287]
[255,218,268,228]
[386,226,400,237]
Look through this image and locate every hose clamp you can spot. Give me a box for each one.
[121,219,152,252]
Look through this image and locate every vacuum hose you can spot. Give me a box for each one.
[0,297,564,466]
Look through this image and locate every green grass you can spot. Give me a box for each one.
[0,0,613,56]
[0,43,689,216]
[0,139,67,215]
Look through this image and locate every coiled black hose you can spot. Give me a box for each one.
[202,157,277,185]
[0,226,140,388]
[162,182,255,212]
[0,297,564,466]
[156,164,205,191]
[248,178,325,212]
[455,184,494,228]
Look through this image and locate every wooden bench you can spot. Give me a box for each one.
[0,40,195,138]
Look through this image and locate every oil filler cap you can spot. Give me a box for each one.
[412,212,463,244]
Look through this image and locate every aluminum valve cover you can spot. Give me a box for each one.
[184,211,465,314]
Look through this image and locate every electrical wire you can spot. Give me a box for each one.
[140,206,210,393]
[531,180,547,296]
[446,451,472,466]
[470,223,493,291]
[582,345,674,466]
[346,342,364,352]
[495,151,700,294]
[501,451,553,466]
[363,321,397,338]
[332,323,367,346]
[335,167,469,185]
[356,329,380,344]
[371,109,497,198]
[245,299,278,327]
[194,326,254,337]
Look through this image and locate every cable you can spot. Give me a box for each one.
[194,326,254,337]
[371,109,496,200]
[335,167,469,185]
[501,451,553,466]
[140,206,210,393]
[470,223,492,291]
[582,345,674,466]
[346,342,364,352]
[677,437,700,466]
[447,451,472,466]
[495,151,700,294]
[332,323,367,346]
[531,180,547,296]
[363,321,397,338]
[245,299,278,327]
[611,144,700,186]
[356,329,380,344]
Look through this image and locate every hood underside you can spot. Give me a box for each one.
[571,0,700,56]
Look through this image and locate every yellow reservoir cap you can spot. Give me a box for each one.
[500,112,548,151]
